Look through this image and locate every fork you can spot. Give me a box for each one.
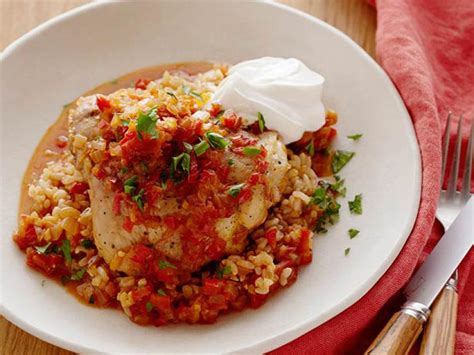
[419,113,473,354]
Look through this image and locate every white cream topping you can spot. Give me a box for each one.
[212,57,326,144]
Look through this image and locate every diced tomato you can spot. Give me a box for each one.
[264,228,278,249]
[150,294,172,312]
[297,228,313,265]
[131,285,152,302]
[248,172,261,186]
[134,78,151,90]
[26,249,69,277]
[120,131,162,164]
[130,244,154,265]
[237,187,252,204]
[256,159,269,173]
[164,216,179,229]
[55,135,68,149]
[122,216,134,233]
[113,193,123,215]
[208,103,222,117]
[202,278,222,296]
[249,292,267,309]
[230,134,257,148]
[14,225,38,250]
[96,95,111,112]
[222,114,242,131]
[69,182,89,194]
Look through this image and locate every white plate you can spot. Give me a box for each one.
[0,1,421,353]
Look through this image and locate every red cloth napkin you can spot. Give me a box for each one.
[271,0,474,353]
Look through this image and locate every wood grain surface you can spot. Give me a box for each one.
[0,1,376,354]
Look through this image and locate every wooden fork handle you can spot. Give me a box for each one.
[365,302,429,355]
[420,284,458,355]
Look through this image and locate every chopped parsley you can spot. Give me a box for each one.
[194,140,210,157]
[348,194,363,214]
[166,91,177,100]
[170,152,191,179]
[206,132,229,149]
[61,239,72,265]
[216,110,225,120]
[347,133,363,141]
[305,140,315,156]
[89,295,95,304]
[227,159,235,166]
[157,289,167,296]
[146,301,154,312]
[123,175,138,194]
[132,188,145,210]
[216,265,232,279]
[190,91,203,100]
[257,112,265,133]
[330,176,347,197]
[348,229,360,239]
[80,239,94,249]
[311,183,341,234]
[344,248,351,256]
[35,242,51,254]
[331,150,355,173]
[136,107,159,139]
[71,268,87,281]
[158,260,177,270]
[243,146,261,156]
[228,183,245,198]
[120,166,129,174]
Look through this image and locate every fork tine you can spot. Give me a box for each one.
[447,114,463,197]
[461,120,473,199]
[441,112,452,185]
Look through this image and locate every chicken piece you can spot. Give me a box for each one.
[68,95,289,275]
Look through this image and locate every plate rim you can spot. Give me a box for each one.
[0,0,422,353]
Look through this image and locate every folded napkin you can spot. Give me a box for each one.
[271,0,474,353]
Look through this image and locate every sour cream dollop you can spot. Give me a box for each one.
[212,57,326,144]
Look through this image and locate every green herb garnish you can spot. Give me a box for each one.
[344,248,351,256]
[348,194,363,215]
[331,150,355,173]
[190,91,203,100]
[157,289,167,296]
[120,166,129,174]
[306,140,315,156]
[136,107,159,139]
[35,242,51,255]
[257,112,265,133]
[347,133,363,141]
[330,176,347,197]
[216,265,232,279]
[158,260,177,270]
[170,152,191,178]
[206,132,229,149]
[194,140,210,157]
[227,159,235,166]
[243,146,261,156]
[132,189,145,210]
[348,229,360,239]
[124,175,138,195]
[146,301,154,312]
[166,91,177,100]
[228,183,245,198]
[80,239,94,249]
[71,268,87,281]
[61,239,72,264]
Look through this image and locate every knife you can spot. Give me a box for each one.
[365,197,473,355]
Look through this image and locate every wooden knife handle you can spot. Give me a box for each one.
[420,286,458,355]
[365,302,429,355]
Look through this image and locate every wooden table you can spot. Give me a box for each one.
[0,1,376,354]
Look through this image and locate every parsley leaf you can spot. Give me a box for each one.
[194,140,210,156]
[344,248,351,256]
[71,268,87,281]
[228,183,245,198]
[347,133,363,141]
[170,152,191,179]
[243,146,261,156]
[146,301,154,312]
[157,289,166,296]
[306,140,315,156]
[61,239,72,265]
[206,132,229,149]
[123,176,138,195]
[216,265,232,279]
[132,188,145,210]
[257,112,265,133]
[348,229,360,239]
[158,260,177,270]
[136,107,159,139]
[227,159,235,166]
[183,142,193,153]
[35,242,51,255]
[348,194,363,214]
[331,150,355,173]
